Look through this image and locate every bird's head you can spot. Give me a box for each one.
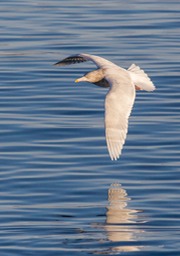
[75,69,104,84]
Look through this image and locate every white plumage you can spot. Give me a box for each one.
[55,53,155,160]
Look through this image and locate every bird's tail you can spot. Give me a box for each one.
[128,64,155,91]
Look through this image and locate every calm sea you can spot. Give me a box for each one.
[0,0,179,255]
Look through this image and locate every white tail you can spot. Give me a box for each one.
[128,64,155,91]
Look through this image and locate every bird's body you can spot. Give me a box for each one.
[55,53,155,160]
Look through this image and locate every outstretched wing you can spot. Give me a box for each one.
[128,64,155,91]
[104,69,135,160]
[54,53,117,69]
[54,55,88,66]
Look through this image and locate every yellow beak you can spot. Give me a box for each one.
[75,79,79,83]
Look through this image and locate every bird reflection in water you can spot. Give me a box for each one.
[104,182,143,253]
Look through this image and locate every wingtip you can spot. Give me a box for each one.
[107,140,122,161]
[110,156,119,161]
[109,153,120,161]
[53,61,64,66]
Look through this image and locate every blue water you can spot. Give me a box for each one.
[0,0,180,255]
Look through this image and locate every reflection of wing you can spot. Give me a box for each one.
[106,183,134,225]
[105,183,141,252]
[128,64,155,91]
[90,182,143,254]
[105,69,135,160]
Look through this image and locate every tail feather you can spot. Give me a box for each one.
[128,64,155,91]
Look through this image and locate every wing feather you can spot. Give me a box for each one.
[54,55,88,66]
[105,69,135,160]
[54,53,117,69]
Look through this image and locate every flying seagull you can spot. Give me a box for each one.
[54,53,155,160]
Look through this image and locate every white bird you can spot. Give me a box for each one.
[54,53,155,160]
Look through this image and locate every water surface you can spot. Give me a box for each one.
[0,0,180,255]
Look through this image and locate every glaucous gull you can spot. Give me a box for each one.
[54,53,155,160]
